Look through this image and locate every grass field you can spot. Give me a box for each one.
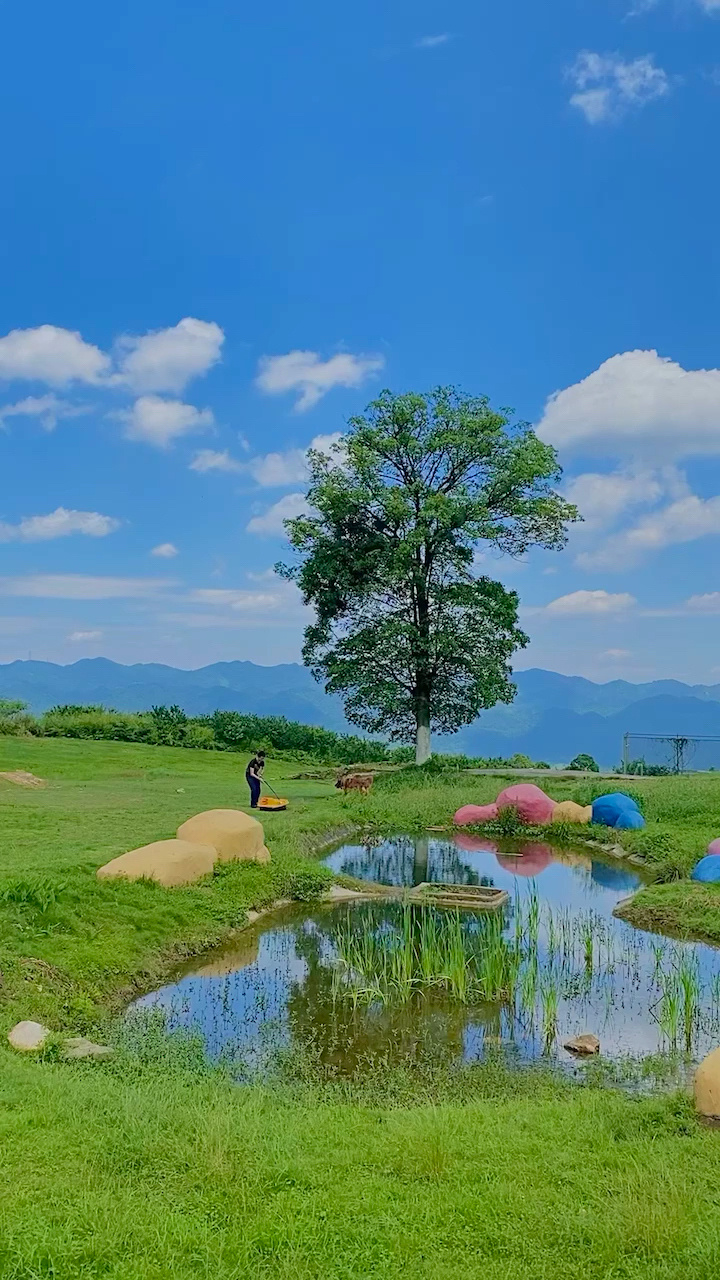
[3,737,720,1278]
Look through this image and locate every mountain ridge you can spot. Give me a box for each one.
[3,658,720,766]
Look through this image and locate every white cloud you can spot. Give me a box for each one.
[564,469,662,530]
[0,575,173,599]
[0,507,120,543]
[151,542,179,558]
[568,52,669,123]
[189,588,284,612]
[0,325,110,385]
[538,351,720,460]
[189,448,243,474]
[686,593,720,612]
[115,318,224,394]
[543,590,636,615]
[0,395,89,431]
[247,432,344,486]
[577,493,720,569]
[256,350,384,411]
[246,492,309,535]
[602,648,632,659]
[415,34,451,49]
[68,630,103,642]
[118,395,214,447]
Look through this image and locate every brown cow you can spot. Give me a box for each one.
[335,772,374,794]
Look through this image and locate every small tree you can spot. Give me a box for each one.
[280,388,577,763]
[567,753,599,773]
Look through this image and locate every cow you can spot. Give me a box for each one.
[335,771,374,795]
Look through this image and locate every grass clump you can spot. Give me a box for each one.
[332,902,520,1006]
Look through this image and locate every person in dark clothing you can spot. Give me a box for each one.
[245,750,265,808]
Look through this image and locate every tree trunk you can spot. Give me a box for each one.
[415,694,431,765]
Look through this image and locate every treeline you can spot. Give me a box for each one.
[0,697,552,769]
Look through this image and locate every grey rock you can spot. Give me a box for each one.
[8,1020,51,1051]
[62,1037,114,1060]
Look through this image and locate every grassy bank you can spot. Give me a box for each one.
[2,1048,720,1280]
[3,738,720,1033]
[3,739,720,1277]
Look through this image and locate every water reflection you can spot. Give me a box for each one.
[133,834,720,1074]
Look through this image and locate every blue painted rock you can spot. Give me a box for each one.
[613,809,646,830]
[591,792,644,829]
[691,854,720,884]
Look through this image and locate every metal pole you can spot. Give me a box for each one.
[622,732,629,775]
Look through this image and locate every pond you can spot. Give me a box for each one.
[132,834,720,1076]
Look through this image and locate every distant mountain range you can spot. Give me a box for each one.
[3,658,720,768]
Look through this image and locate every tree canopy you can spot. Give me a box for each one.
[279,388,578,762]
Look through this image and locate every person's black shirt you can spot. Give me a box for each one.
[245,756,264,781]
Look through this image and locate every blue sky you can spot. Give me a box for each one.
[1,0,720,682]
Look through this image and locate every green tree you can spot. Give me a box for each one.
[567,753,599,772]
[280,388,578,763]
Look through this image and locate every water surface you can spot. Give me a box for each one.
[134,834,720,1074]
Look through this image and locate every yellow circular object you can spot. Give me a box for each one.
[258,796,288,811]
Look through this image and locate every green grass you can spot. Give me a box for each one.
[3,738,720,1278]
[2,1050,720,1280]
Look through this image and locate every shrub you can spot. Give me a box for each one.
[183,723,216,750]
[567,753,599,773]
[0,697,37,737]
[570,781,648,817]
[495,805,523,836]
[287,865,333,902]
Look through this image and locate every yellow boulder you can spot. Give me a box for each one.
[97,838,216,887]
[177,809,270,864]
[695,1046,720,1120]
[552,801,593,824]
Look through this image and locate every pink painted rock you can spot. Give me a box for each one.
[453,803,499,826]
[496,783,555,826]
[708,838,720,857]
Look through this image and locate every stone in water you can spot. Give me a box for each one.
[564,1033,600,1056]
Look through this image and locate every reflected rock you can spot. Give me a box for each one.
[591,860,639,893]
[454,834,499,854]
[496,843,553,877]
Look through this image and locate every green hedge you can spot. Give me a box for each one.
[1,699,559,769]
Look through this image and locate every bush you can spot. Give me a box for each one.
[210,710,388,764]
[287,865,333,902]
[567,753,599,773]
[495,805,523,836]
[183,723,216,750]
[0,697,37,737]
[570,781,648,817]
